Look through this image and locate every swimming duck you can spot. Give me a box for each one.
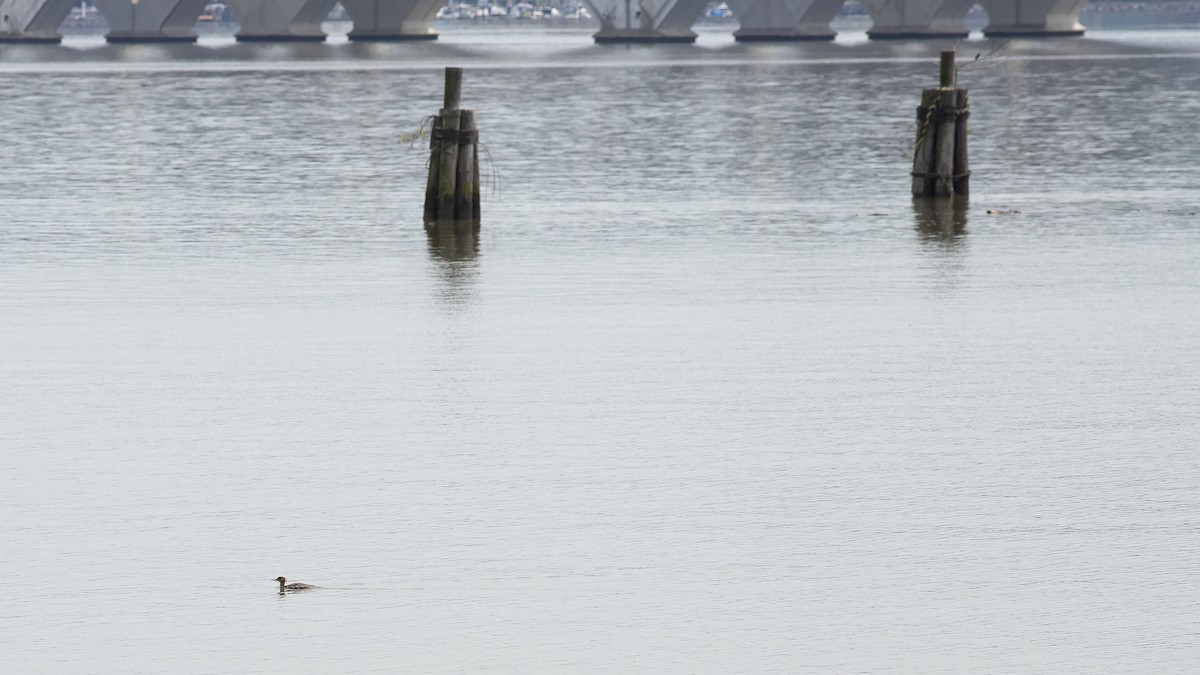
[275,576,317,593]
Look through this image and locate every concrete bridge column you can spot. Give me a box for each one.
[0,0,74,43]
[982,0,1086,36]
[861,0,973,39]
[94,0,209,42]
[585,0,711,43]
[340,0,443,41]
[727,0,842,41]
[226,0,337,41]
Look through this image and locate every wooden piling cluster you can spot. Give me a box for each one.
[424,67,481,231]
[912,51,969,199]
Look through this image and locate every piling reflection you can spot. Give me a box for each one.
[425,226,480,307]
[912,198,968,244]
[912,199,969,292]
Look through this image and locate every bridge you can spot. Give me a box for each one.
[0,0,1087,44]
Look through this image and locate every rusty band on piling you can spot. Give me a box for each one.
[916,106,970,123]
[431,128,479,145]
[911,171,972,179]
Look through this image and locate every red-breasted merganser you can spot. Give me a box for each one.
[275,576,317,593]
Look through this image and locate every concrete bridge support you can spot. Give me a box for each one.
[861,0,973,39]
[727,0,842,41]
[93,0,208,42]
[981,0,1087,36]
[585,0,711,43]
[340,0,442,41]
[0,0,75,43]
[227,0,336,41]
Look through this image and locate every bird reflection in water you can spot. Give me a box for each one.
[426,225,480,307]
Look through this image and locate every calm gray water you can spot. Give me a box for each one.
[2,27,1199,674]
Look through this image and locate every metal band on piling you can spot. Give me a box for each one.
[431,128,479,145]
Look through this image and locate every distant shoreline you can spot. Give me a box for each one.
[54,1,1200,36]
[837,0,1200,14]
[1084,0,1200,11]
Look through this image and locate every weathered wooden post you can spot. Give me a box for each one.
[912,51,969,199]
[424,67,481,232]
[454,110,477,224]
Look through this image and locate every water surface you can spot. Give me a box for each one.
[2,28,1199,674]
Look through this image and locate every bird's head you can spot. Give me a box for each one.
[275,577,286,583]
